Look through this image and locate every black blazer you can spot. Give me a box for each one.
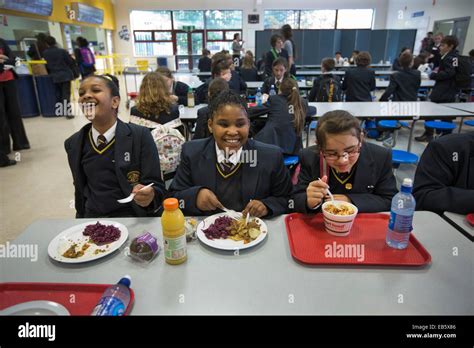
[264,48,289,78]
[342,67,376,101]
[64,119,166,218]
[192,106,211,140]
[429,50,458,103]
[0,38,17,76]
[379,68,421,101]
[229,70,247,94]
[292,142,397,213]
[130,104,179,125]
[169,138,293,217]
[308,74,342,102]
[429,44,442,68]
[195,78,210,105]
[42,46,75,83]
[261,76,283,94]
[413,132,474,214]
[240,67,259,82]
[173,80,190,106]
[198,56,212,72]
[254,95,308,155]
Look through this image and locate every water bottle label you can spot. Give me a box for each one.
[164,234,187,261]
[388,212,413,233]
[92,296,125,316]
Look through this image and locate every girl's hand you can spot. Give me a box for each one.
[196,188,223,211]
[306,175,329,209]
[132,184,155,207]
[242,200,268,218]
[324,194,351,203]
[170,95,179,103]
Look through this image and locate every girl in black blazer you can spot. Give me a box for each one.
[156,66,191,106]
[65,74,166,218]
[342,51,376,101]
[130,72,180,127]
[292,110,397,213]
[170,90,293,218]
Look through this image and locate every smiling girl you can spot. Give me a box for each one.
[169,90,293,218]
[64,74,166,218]
[292,110,397,213]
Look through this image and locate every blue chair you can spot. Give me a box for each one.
[425,120,456,138]
[464,120,474,127]
[377,120,410,148]
[305,121,318,147]
[283,155,299,167]
[310,121,318,130]
[391,149,419,176]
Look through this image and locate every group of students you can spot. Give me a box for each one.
[64,72,473,220]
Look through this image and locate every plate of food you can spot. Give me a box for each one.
[1,301,70,316]
[196,213,268,250]
[48,221,129,263]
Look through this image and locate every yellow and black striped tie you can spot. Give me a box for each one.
[97,134,107,151]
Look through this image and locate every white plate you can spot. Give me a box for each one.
[196,213,268,251]
[48,220,129,263]
[1,301,70,316]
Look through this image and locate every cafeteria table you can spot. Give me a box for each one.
[296,70,395,77]
[443,212,474,241]
[440,103,474,133]
[1,212,472,315]
[296,63,393,70]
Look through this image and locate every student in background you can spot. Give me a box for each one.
[74,36,96,79]
[342,51,375,101]
[421,32,434,53]
[428,32,444,69]
[130,72,179,126]
[349,50,360,65]
[169,90,293,218]
[334,52,345,66]
[380,52,420,101]
[416,35,459,142]
[195,59,232,104]
[42,36,76,118]
[292,110,397,213]
[264,34,289,78]
[193,78,230,140]
[212,51,247,95]
[413,132,474,214]
[65,74,166,218]
[308,57,343,102]
[155,66,191,106]
[239,54,258,82]
[254,78,307,155]
[198,49,212,72]
[281,24,296,76]
[262,57,289,95]
[232,33,244,64]
[413,53,432,79]
[392,47,411,71]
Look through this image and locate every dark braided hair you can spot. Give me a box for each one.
[209,90,248,120]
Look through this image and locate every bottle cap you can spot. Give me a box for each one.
[163,198,179,210]
[119,275,131,288]
[402,178,413,187]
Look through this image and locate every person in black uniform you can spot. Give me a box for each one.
[194,59,232,105]
[261,57,289,95]
[308,57,343,102]
[292,110,397,213]
[239,54,258,82]
[264,34,289,79]
[169,90,293,218]
[416,35,459,142]
[391,47,411,71]
[342,51,375,101]
[74,36,96,79]
[413,132,474,214]
[380,52,421,101]
[428,32,444,69]
[198,49,212,72]
[130,71,180,126]
[42,36,76,118]
[65,74,166,218]
[155,66,191,106]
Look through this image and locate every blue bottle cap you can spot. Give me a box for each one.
[118,275,131,288]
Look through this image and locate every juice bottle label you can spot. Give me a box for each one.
[164,234,187,261]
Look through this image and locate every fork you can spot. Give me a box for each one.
[221,207,242,221]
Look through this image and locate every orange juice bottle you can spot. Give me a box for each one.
[161,198,187,265]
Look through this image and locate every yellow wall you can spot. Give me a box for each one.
[0,0,115,30]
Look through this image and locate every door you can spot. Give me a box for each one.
[433,17,470,53]
[175,30,204,71]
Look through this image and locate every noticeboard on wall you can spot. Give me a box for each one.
[0,0,53,16]
[71,2,104,25]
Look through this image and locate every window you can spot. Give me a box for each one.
[205,10,242,29]
[130,10,172,30]
[300,10,336,29]
[336,9,374,29]
[173,10,204,30]
[264,10,299,29]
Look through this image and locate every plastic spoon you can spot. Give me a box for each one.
[318,178,334,202]
[117,183,154,203]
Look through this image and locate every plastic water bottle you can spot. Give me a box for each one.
[256,87,263,106]
[92,276,131,316]
[269,85,276,96]
[386,178,416,249]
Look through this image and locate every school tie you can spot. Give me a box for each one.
[97,134,107,150]
[217,160,240,178]
[276,80,281,91]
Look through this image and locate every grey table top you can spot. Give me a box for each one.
[1,212,473,315]
[443,212,474,239]
[308,101,474,118]
[296,70,395,76]
[296,64,392,69]
[441,103,474,114]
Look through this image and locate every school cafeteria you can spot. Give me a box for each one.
[0,0,473,333]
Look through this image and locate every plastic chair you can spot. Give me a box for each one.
[425,121,456,138]
[283,155,299,167]
[305,121,318,147]
[464,120,474,127]
[391,149,419,177]
[377,120,410,148]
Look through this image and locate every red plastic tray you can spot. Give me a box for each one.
[0,283,134,315]
[466,213,474,226]
[285,213,431,266]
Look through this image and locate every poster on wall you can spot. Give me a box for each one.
[0,0,53,16]
[71,2,104,25]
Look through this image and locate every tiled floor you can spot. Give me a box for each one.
[0,74,471,244]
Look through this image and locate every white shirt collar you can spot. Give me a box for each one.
[215,143,242,166]
[91,121,117,146]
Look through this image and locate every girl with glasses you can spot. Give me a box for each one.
[292,110,397,213]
